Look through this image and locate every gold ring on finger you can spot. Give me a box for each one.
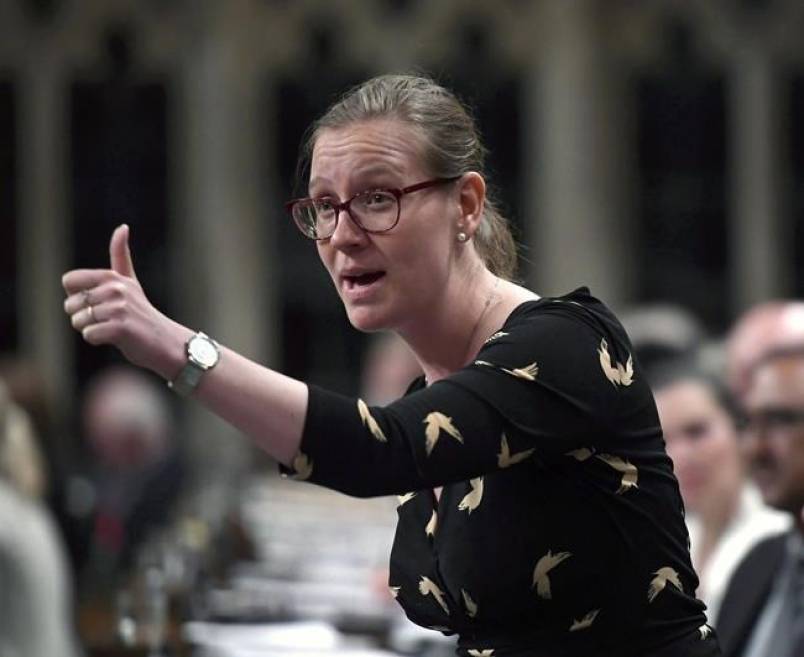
[87,305,95,323]
[82,289,92,307]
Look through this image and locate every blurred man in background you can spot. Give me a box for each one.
[725,301,804,404]
[74,366,186,592]
[716,346,804,657]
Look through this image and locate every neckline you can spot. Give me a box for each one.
[486,285,592,334]
[412,286,591,390]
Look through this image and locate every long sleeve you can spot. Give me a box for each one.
[281,291,657,498]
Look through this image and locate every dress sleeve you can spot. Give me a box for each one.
[281,303,653,497]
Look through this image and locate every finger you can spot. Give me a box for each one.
[70,297,122,331]
[62,269,116,296]
[70,305,97,331]
[81,321,119,346]
[109,224,138,280]
[64,278,127,314]
[64,292,87,315]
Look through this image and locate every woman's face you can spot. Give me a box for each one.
[309,119,462,333]
[654,379,743,515]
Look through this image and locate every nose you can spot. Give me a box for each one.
[741,427,769,463]
[329,209,368,250]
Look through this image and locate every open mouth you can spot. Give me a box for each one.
[343,271,386,290]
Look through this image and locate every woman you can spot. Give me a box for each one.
[652,365,789,624]
[0,383,82,657]
[63,74,719,656]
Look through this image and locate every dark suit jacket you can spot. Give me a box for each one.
[715,531,789,657]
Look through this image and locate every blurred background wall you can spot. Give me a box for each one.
[1,0,804,477]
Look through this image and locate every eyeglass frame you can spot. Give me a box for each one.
[739,406,804,437]
[285,175,462,241]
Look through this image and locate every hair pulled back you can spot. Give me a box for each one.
[298,74,518,280]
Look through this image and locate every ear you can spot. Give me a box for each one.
[455,172,486,239]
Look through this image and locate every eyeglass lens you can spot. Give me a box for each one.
[294,190,399,239]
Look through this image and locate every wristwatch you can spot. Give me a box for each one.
[168,331,220,396]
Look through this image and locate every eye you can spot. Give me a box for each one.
[363,190,395,208]
[315,198,337,214]
[682,421,709,441]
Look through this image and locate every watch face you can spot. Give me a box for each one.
[188,335,219,368]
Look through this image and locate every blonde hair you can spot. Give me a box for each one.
[0,381,45,499]
[299,74,518,280]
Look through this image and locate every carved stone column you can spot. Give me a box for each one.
[526,0,633,308]
[17,45,74,409]
[729,44,790,311]
[171,1,274,479]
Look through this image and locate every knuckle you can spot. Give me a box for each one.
[110,301,127,317]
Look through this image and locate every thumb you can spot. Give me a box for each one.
[109,224,138,280]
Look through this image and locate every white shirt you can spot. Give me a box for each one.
[0,480,82,657]
[686,484,790,623]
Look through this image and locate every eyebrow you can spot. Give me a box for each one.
[307,165,405,196]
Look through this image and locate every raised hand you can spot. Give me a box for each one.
[62,224,188,379]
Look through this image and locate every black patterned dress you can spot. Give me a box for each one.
[281,288,722,657]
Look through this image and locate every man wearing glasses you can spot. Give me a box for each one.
[717,344,804,657]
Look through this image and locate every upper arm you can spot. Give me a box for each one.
[284,306,652,496]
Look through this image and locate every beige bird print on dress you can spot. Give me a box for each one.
[290,452,313,480]
[532,550,572,599]
[458,477,484,514]
[423,412,464,456]
[484,331,509,344]
[425,510,438,537]
[357,398,387,442]
[566,446,596,462]
[468,650,495,656]
[461,588,478,618]
[498,434,536,468]
[595,454,639,494]
[501,362,539,381]
[389,586,400,599]
[397,492,417,507]
[598,338,633,387]
[648,567,683,602]
[419,576,450,615]
[569,609,600,632]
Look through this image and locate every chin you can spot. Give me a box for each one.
[345,305,391,333]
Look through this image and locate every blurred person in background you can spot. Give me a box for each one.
[0,355,89,573]
[716,346,804,657]
[652,363,788,624]
[63,74,719,656]
[0,380,83,657]
[361,332,423,406]
[620,304,707,383]
[725,301,804,404]
[74,365,186,593]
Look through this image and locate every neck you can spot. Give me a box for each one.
[400,267,500,384]
[399,269,537,385]
[694,488,741,567]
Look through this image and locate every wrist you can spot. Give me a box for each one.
[154,319,195,382]
[166,329,221,396]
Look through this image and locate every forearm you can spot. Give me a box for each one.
[191,345,308,466]
[135,317,307,468]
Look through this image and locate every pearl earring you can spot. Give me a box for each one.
[457,232,468,243]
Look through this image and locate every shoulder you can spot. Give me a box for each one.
[715,531,789,654]
[493,287,629,343]
[477,287,636,380]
